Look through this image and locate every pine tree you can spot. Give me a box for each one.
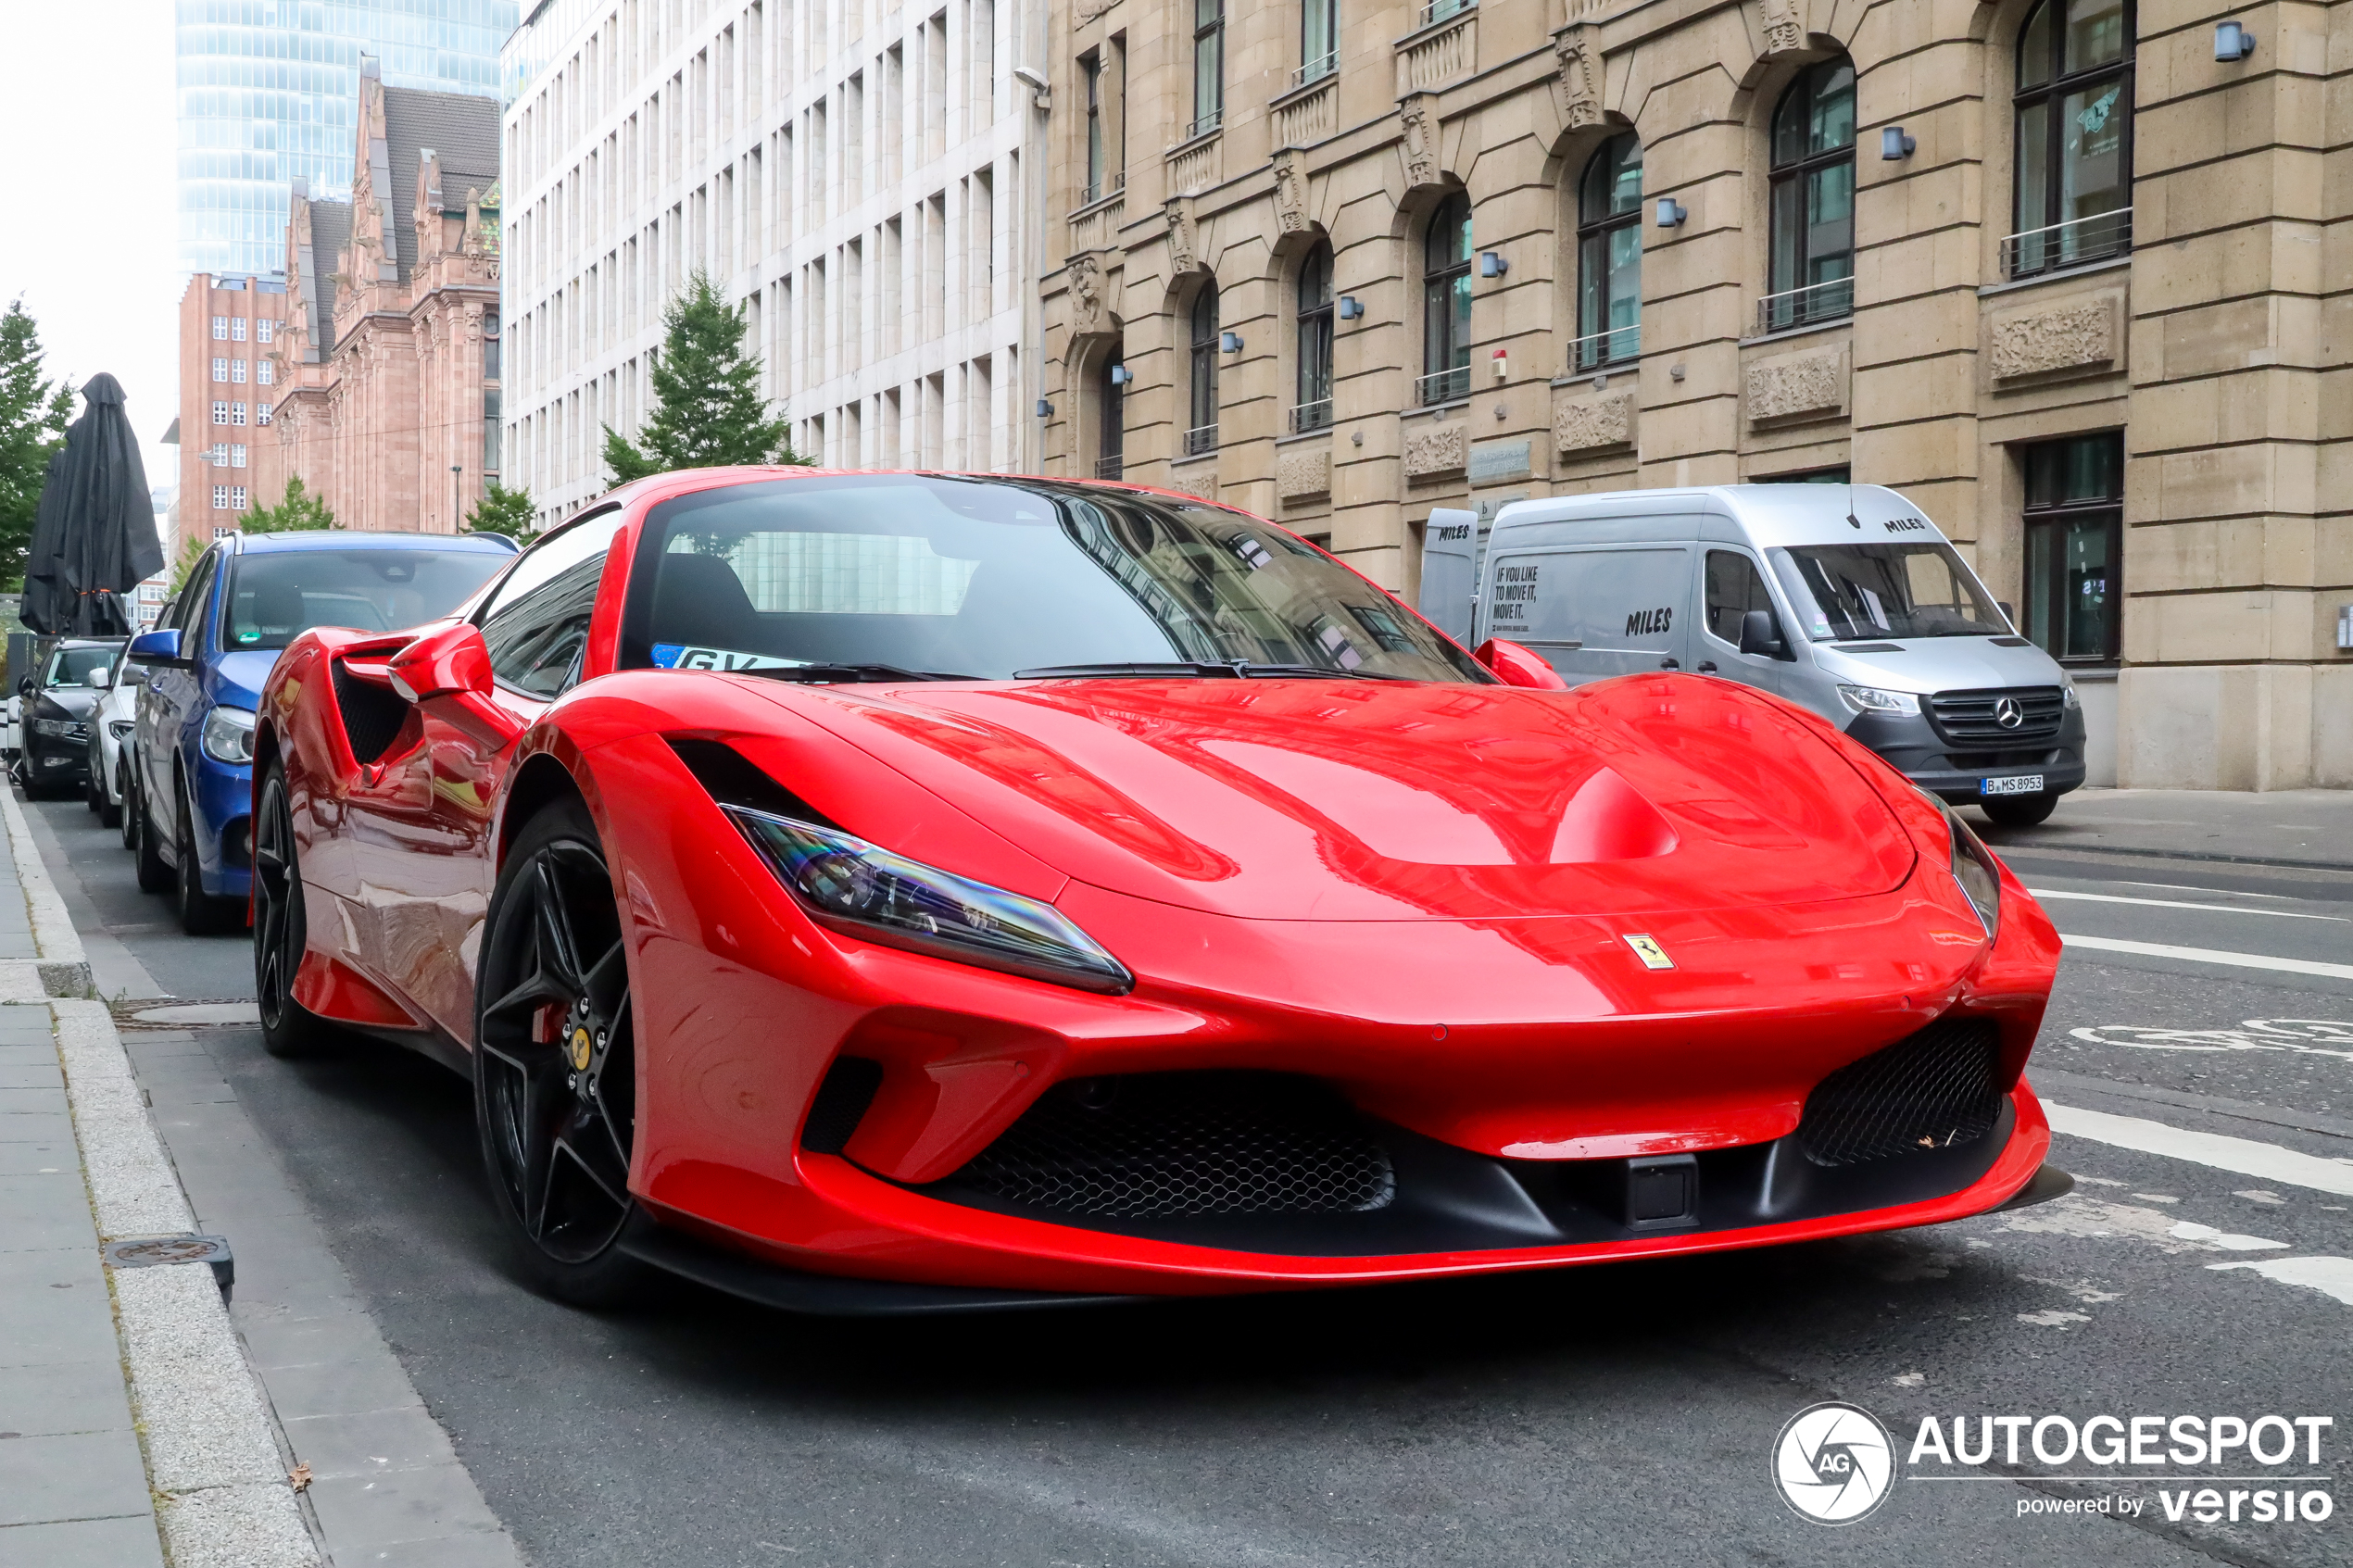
[465,480,538,540]
[0,298,75,591]
[243,474,335,533]
[601,271,806,483]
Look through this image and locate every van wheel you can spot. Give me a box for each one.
[1982,792,2057,828]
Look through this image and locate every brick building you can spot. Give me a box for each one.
[1038,0,2350,788]
[271,58,506,535]
[172,273,290,559]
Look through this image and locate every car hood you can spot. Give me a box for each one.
[756,673,1917,921]
[1813,635,2068,694]
[205,649,278,710]
[34,688,100,719]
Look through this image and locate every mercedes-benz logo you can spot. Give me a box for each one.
[1993,696,2025,729]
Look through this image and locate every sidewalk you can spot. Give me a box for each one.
[1973,787,2353,871]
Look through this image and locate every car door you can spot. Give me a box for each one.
[1485,544,1692,684]
[140,551,217,836]
[364,510,628,1044]
[1694,546,1795,698]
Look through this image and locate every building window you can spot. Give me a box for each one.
[257,402,271,426]
[212,526,235,539]
[256,360,272,385]
[2008,0,2133,278]
[231,318,246,341]
[211,401,230,425]
[1419,190,1473,406]
[1082,51,1105,200]
[1574,132,1643,370]
[232,487,248,510]
[212,316,228,340]
[2020,433,2122,664]
[231,403,246,426]
[1299,0,1337,84]
[231,359,247,383]
[1190,0,1224,138]
[484,310,501,381]
[1096,353,1125,479]
[212,358,228,382]
[1186,281,1219,454]
[230,445,246,469]
[212,485,229,509]
[256,319,272,343]
[1763,58,1856,332]
[484,389,502,474]
[1293,242,1333,432]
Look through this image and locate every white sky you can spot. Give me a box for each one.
[0,0,181,495]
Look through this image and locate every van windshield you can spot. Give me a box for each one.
[1768,543,2006,641]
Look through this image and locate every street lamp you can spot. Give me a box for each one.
[451,464,463,531]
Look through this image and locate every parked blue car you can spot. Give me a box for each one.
[127,530,520,934]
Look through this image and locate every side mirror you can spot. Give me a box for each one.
[14,675,31,696]
[128,628,186,668]
[385,621,523,748]
[1473,638,1570,691]
[87,667,112,690]
[1738,610,1789,660]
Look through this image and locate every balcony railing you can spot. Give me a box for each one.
[1416,0,1473,26]
[1184,108,1224,141]
[1183,422,1219,456]
[2001,207,2132,282]
[1079,169,1126,207]
[1567,324,1639,373]
[1094,454,1125,480]
[1755,275,1854,336]
[1415,365,1470,407]
[1291,51,1337,88]
[1290,398,1333,433]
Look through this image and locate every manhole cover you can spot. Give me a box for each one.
[127,1002,262,1026]
[103,1234,234,1297]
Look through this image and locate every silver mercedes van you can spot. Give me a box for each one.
[1422,483,2086,825]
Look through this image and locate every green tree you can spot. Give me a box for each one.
[464,480,537,541]
[0,299,75,591]
[601,271,807,483]
[243,474,335,533]
[167,532,208,596]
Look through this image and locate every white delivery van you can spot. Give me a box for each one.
[1423,484,2086,825]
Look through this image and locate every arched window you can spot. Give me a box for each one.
[1186,282,1220,454]
[1764,59,1856,332]
[1096,351,1125,479]
[1574,134,1642,370]
[1419,191,1472,406]
[1293,244,1334,432]
[2010,0,2133,277]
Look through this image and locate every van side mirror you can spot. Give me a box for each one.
[1738,610,1789,660]
[1473,638,1570,690]
[127,628,186,668]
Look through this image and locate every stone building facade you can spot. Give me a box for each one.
[270,60,506,536]
[171,273,290,560]
[1038,0,2350,788]
[499,0,1043,532]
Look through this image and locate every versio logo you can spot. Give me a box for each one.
[1774,1402,1896,1525]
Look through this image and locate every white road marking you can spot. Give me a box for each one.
[2030,888,2346,921]
[2119,881,2292,900]
[2017,1309,2091,1327]
[2057,934,2353,981]
[2208,1257,2353,1307]
[2168,1221,2287,1251]
[2044,1101,2353,1197]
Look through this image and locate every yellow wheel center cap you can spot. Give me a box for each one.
[568,1027,594,1073]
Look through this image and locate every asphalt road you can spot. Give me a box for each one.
[22,786,2353,1568]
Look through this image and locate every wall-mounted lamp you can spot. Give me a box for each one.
[1220,331,1244,354]
[1109,364,1133,386]
[1655,197,1686,228]
[1338,295,1365,320]
[1035,397,1053,418]
[2214,19,2256,58]
[1880,126,1916,159]
[1491,347,1508,381]
[1478,251,1508,278]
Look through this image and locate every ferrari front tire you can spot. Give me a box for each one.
[472,795,652,1308]
[253,764,336,1059]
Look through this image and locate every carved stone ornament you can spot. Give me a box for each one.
[1756,0,1805,56]
[1068,255,1108,335]
[1164,200,1198,275]
[1074,0,1114,21]
[1554,26,1602,132]
[1403,422,1469,478]
[1399,95,1440,189]
[1989,294,2120,382]
[1276,446,1330,500]
[1554,390,1635,454]
[1745,345,1849,425]
[1272,151,1309,235]
[1171,468,1219,500]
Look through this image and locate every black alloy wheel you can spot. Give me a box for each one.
[120,764,143,849]
[83,741,104,811]
[174,779,245,935]
[132,769,173,892]
[253,763,334,1058]
[472,796,650,1306]
[1981,792,2058,829]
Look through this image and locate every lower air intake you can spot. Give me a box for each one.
[1795,1016,2005,1167]
[950,1072,1396,1218]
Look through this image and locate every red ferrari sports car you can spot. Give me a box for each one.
[254,468,2067,1311]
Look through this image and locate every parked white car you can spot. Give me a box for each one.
[84,644,141,830]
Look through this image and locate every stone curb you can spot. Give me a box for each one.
[0,779,94,996]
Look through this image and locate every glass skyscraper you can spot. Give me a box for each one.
[177,0,520,278]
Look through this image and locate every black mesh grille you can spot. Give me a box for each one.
[949,1073,1396,1218]
[1795,1017,2004,1167]
[1926,686,2065,746]
[801,1056,883,1154]
[333,659,413,766]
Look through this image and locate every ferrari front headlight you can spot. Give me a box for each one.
[1926,795,2002,938]
[724,806,1132,994]
[201,705,257,765]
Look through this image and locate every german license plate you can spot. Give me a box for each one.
[1982,773,2044,797]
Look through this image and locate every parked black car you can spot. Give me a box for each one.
[16,638,125,797]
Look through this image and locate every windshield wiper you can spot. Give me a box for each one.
[739,663,979,684]
[1013,660,1401,681]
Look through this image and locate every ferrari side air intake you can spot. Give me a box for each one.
[1794,1016,2004,1167]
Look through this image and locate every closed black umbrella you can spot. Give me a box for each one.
[22,373,162,636]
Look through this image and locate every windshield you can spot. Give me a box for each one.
[224,549,509,652]
[1768,543,2006,641]
[44,646,119,686]
[622,476,1488,682]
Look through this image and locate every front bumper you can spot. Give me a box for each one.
[1842,705,2087,802]
[188,752,254,900]
[22,726,92,784]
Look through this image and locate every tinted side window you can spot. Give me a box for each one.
[1704,550,1778,644]
[175,552,220,644]
[480,510,627,697]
